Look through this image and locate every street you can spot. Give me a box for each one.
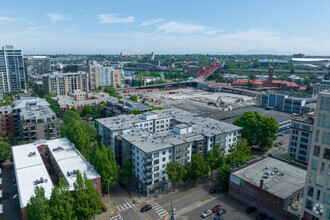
[101,179,260,220]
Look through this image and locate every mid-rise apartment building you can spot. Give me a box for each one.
[42,71,89,96]
[0,105,15,134]
[0,45,26,92]
[12,138,101,220]
[89,64,122,89]
[289,113,315,164]
[302,90,330,220]
[97,109,241,195]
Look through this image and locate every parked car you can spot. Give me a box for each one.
[246,206,257,214]
[213,216,224,220]
[256,213,268,220]
[211,205,222,213]
[278,134,284,136]
[140,204,152,212]
[209,189,218,194]
[216,209,227,216]
[201,209,212,218]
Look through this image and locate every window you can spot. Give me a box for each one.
[300,144,308,149]
[308,173,312,184]
[154,159,159,165]
[162,157,166,162]
[312,159,318,170]
[307,186,314,197]
[315,130,320,142]
[321,162,325,174]
[323,132,330,145]
[301,138,309,143]
[154,166,159,171]
[328,164,330,176]
[302,125,311,131]
[324,148,330,160]
[162,164,165,168]
[318,113,330,128]
[316,190,320,200]
[154,172,159,178]
[162,151,166,155]
[299,150,307,155]
[154,152,159,158]
[316,175,324,187]
[327,209,330,220]
[305,199,313,210]
[314,145,320,157]
[320,97,330,111]
[324,192,330,205]
[301,132,310,137]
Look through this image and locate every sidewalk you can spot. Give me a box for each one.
[96,195,117,220]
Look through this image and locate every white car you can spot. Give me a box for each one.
[201,209,212,218]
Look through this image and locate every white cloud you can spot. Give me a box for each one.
[0,16,21,22]
[98,14,134,24]
[156,21,219,35]
[47,13,69,22]
[139,19,163,27]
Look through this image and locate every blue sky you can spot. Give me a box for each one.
[1,0,330,55]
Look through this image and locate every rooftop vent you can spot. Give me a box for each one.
[28,152,36,157]
[33,177,44,185]
[53,146,64,152]
[67,169,78,177]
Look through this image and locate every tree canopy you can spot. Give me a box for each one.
[81,105,92,117]
[0,140,11,161]
[120,159,134,182]
[233,111,278,150]
[165,162,185,191]
[26,186,51,220]
[186,154,209,182]
[206,145,225,177]
[129,95,138,102]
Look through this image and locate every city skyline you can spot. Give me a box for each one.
[1,0,330,55]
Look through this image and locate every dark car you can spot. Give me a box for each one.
[209,189,218,194]
[213,216,224,220]
[246,206,257,214]
[216,209,227,216]
[118,182,126,188]
[256,213,268,220]
[140,204,152,212]
[211,205,222,213]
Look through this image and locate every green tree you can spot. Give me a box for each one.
[91,106,99,118]
[0,141,11,161]
[93,145,119,192]
[206,145,225,177]
[26,186,51,220]
[186,154,209,182]
[165,162,185,191]
[233,111,278,150]
[73,171,101,220]
[49,178,75,220]
[63,109,81,124]
[120,159,134,182]
[128,110,142,115]
[217,164,231,191]
[81,105,92,117]
[129,95,138,102]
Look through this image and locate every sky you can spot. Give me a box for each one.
[1,0,330,55]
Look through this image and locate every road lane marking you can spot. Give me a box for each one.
[162,188,204,207]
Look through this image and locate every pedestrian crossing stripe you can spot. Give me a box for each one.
[149,202,169,218]
[116,202,132,212]
[109,214,123,220]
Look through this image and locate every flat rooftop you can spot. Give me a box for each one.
[20,106,56,120]
[232,157,306,200]
[199,105,294,124]
[12,138,100,209]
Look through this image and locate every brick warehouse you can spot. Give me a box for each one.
[12,138,101,220]
[228,156,307,220]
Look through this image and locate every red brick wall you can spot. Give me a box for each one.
[21,207,27,220]
[228,180,296,220]
[91,178,102,199]
[0,113,15,134]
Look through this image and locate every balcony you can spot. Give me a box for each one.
[144,169,152,175]
[143,175,152,181]
[143,157,152,163]
[143,163,152,169]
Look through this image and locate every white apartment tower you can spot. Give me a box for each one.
[302,90,330,220]
[0,45,26,92]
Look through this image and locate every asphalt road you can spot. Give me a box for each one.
[108,179,260,220]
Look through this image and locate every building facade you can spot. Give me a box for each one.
[42,71,89,96]
[97,109,241,195]
[229,156,307,220]
[24,56,50,82]
[12,138,101,220]
[302,90,330,220]
[289,113,315,164]
[0,105,15,134]
[0,45,26,92]
[260,92,317,115]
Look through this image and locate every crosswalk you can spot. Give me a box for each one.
[116,202,133,212]
[109,214,123,220]
[150,202,168,218]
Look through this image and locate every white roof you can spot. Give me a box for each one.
[12,138,100,208]
[292,58,330,62]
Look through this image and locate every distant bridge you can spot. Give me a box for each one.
[196,63,223,80]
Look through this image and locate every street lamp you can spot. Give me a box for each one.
[107,176,114,205]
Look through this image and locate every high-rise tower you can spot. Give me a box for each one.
[0,45,26,92]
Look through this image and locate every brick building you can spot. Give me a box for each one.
[228,156,307,220]
[0,105,15,134]
[12,138,101,220]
